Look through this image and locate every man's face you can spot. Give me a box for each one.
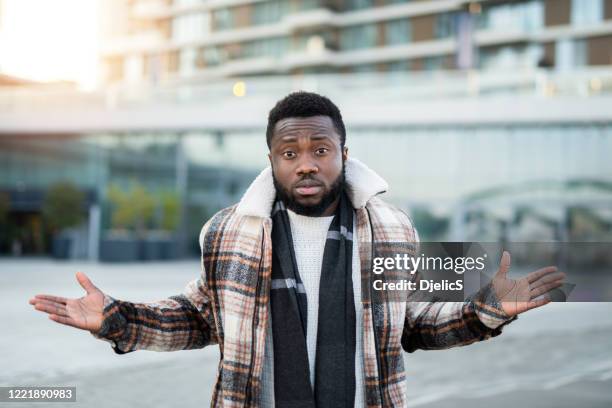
[268,115,348,217]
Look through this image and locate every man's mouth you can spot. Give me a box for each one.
[294,180,323,197]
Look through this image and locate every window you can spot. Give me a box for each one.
[479,44,543,70]
[423,56,445,71]
[252,1,287,25]
[172,13,210,42]
[242,37,289,58]
[202,47,225,66]
[435,13,455,38]
[213,8,233,31]
[556,39,587,70]
[387,60,410,71]
[300,0,319,11]
[476,1,543,33]
[340,24,377,50]
[571,0,603,25]
[352,63,378,72]
[344,0,373,11]
[385,19,411,45]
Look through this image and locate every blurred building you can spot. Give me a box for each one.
[1,0,612,259]
[99,0,612,84]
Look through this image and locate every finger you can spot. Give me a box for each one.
[495,251,511,279]
[530,280,564,299]
[529,272,566,292]
[523,295,552,312]
[30,298,66,308]
[33,300,70,318]
[526,266,558,284]
[49,314,81,329]
[30,295,67,305]
[76,271,99,295]
[31,297,66,307]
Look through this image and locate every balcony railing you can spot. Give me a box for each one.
[0,68,611,114]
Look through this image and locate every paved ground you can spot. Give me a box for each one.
[2,258,612,407]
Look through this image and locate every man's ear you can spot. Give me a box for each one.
[342,146,348,162]
[267,152,272,167]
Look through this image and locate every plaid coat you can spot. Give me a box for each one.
[93,158,513,407]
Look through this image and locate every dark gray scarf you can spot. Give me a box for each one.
[270,190,356,408]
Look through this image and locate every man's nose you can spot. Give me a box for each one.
[296,158,319,176]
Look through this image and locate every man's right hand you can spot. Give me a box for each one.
[29,271,105,334]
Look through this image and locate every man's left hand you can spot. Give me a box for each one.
[492,251,566,317]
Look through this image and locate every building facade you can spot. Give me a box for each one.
[100,0,612,84]
[2,0,611,258]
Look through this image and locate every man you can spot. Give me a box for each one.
[30,92,565,407]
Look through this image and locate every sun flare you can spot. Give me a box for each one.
[0,0,99,88]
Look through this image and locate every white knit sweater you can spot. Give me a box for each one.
[261,209,365,407]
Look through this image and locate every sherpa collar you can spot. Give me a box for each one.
[235,157,388,218]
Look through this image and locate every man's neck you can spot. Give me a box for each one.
[286,196,339,218]
[319,196,340,217]
[287,208,334,221]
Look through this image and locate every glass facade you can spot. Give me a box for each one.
[479,44,543,70]
[340,24,377,50]
[344,0,375,12]
[252,0,290,25]
[477,0,544,33]
[556,39,587,70]
[242,37,290,58]
[423,55,445,71]
[385,18,411,46]
[3,120,612,253]
[212,7,233,31]
[3,123,610,211]
[387,59,410,71]
[211,0,322,33]
[435,12,456,39]
[571,0,603,26]
[103,0,612,82]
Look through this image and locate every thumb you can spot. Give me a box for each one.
[76,271,99,294]
[496,251,511,279]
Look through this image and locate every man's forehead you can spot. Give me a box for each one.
[274,115,335,134]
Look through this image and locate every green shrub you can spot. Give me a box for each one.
[107,183,181,233]
[42,182,85,232]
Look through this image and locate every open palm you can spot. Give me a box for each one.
[492,251,566,317]
[29,272,105,333]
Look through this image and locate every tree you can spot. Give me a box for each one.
[42,182,85,232]
[107,182,161,234]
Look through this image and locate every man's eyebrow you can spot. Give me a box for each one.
[309,134,332,141]
[275,133,333,145]
[277,135,298,143]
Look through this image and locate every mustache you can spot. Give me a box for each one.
[293,175,324,188]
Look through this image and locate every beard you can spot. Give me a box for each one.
[273,163,346,217]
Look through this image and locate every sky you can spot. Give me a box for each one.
[0,0,99,88]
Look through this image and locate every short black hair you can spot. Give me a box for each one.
[266,91,346,149]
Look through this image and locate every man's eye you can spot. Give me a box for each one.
[282,151,296,158]
[316,148,329,155]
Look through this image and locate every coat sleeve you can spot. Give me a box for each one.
[401,227,516,353]
[91,227,218,354]
[401,275,517,353]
